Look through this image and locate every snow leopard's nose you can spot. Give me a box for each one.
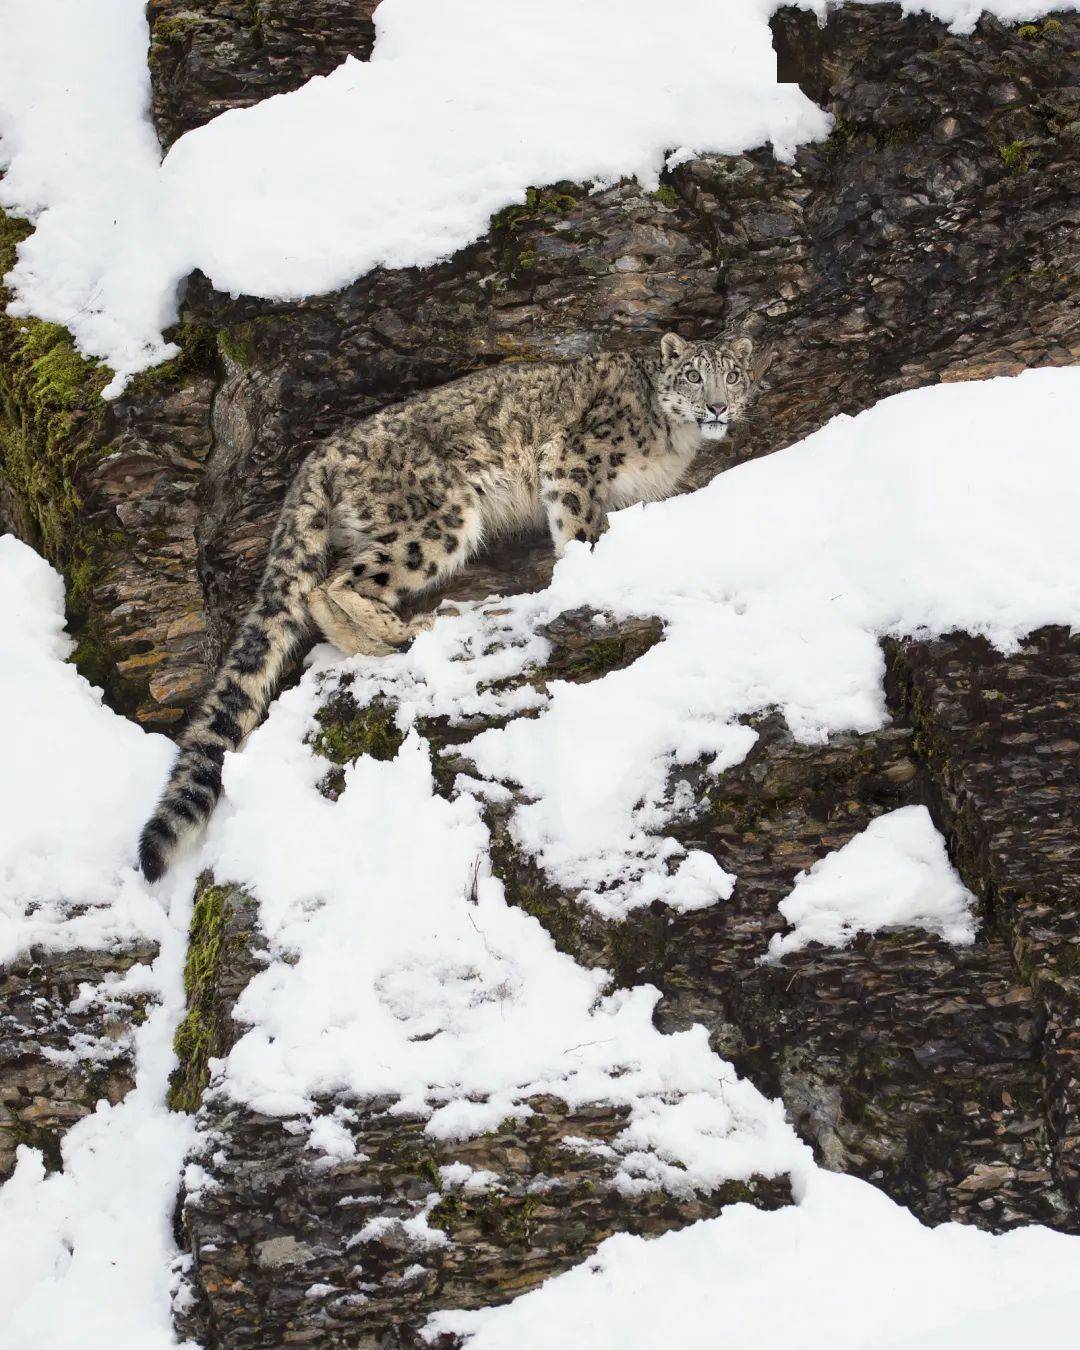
[708,403,727,417]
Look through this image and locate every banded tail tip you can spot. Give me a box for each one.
[138,821,172,883]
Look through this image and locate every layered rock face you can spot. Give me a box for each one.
[1,4,1079,1347]
[167,611,1079,1346]
[147,0,382,149]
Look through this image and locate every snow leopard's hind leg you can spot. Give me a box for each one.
[308,575,428,656]
[308,498,481,656]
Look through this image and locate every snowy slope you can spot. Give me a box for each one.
[428,1169,1080,1350]
[2,364,1080,1343]
[0,538,196,1350]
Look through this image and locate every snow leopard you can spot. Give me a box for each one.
[138,332,758,881]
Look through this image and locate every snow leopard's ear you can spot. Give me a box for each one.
[729,336,754,366]
[661,332,689,363]
[750,344,775,383]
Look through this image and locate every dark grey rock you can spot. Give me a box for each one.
[0,941,157,1179]
[147,0,382,151]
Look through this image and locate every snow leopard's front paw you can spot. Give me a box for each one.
[403,611,437,642]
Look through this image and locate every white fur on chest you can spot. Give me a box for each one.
[608,423,703,509]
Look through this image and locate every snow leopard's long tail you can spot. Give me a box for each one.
[139,462,332,883]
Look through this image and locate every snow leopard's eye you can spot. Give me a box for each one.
[725,370,740,385]
[685,369,702,384]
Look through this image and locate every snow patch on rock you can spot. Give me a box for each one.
[765,804,977,960]
[0,534,174,962]
[0,0,828,393]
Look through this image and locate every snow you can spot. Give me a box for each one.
[183,363,1078,1283]
[307,1111,362,1162]
[426,1168,1080,1350]
[0,535,198,1349]
[5,0,1073,394]
[0,993,196,1350]
[2,0,1077,394]
[208,707,805,1187]
[0,0,178,389]
[1,0,1080,1329]
[0,534,173,963]
[0,0,828,394]
[765,805,977,960]
[867,0,1079,31]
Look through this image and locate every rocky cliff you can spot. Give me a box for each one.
[1,4,1079,1347]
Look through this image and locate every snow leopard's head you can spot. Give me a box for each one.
[655,333,757,440]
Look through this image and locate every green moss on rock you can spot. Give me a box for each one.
[491,185,580,234]
[219,322,259,370]
[125,321,218,398]
[9,1119,64,1174]
[1016,18,1062,39]
[428,1185,539,1247]
[489,831,585,961]
[427,1190,467,1232]
[309,692,405,766]
[1,209,221,702]
[168,877,252,1113]
[0,209,112,560]
[998,139,1031,172]
[0,207,135,695]
[154,13,202,45]
[147,9,204,81]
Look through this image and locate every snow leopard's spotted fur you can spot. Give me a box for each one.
[139,333,758,880]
